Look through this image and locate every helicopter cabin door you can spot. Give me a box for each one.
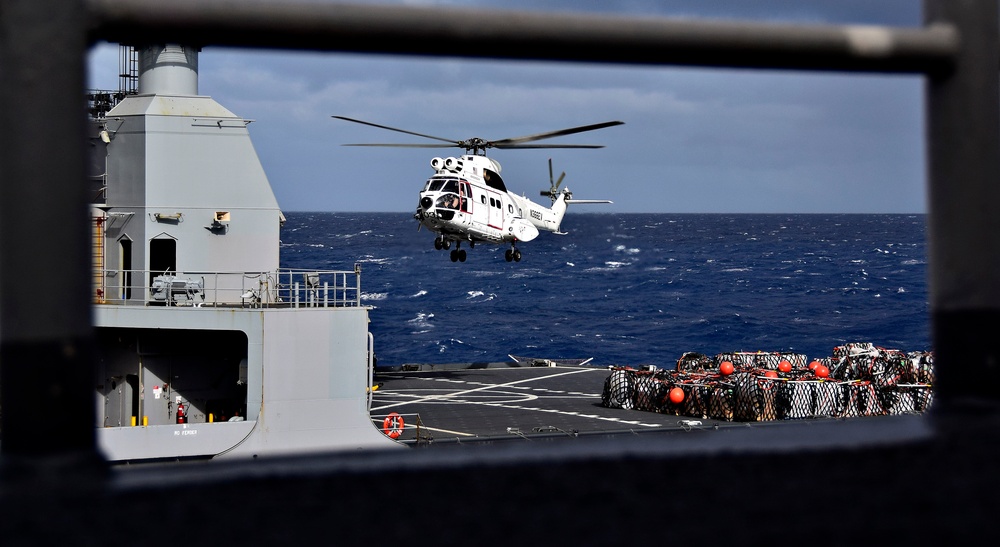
[459,181,472,223]
[486,190,504,231]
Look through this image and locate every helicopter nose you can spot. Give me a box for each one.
[420,196,433,209]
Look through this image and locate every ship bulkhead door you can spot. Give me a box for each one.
[103,373,139,427]
[104,375,123,427]
[149,237,176,288]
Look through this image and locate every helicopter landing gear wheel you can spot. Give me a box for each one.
[505,249,513,262]
[450,249,458,262]
[513,249,521,262]
[450,249,466,262]
[459,249,466,262]
[434,238,443,250]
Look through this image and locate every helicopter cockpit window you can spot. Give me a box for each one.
[435,193,461,210]
[426,177,458,193]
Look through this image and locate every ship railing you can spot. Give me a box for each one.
[95,266,363,308]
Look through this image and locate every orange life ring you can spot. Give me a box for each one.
[382,412,404,439]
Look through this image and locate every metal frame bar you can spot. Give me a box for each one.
[2,0,998,466]
[84,0,957,73]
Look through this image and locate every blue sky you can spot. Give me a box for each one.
[87,0,926,214]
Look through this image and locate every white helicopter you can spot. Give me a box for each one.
[333,116,623,262]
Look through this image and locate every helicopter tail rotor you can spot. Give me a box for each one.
[540,158,568,203]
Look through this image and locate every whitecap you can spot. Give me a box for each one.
[357,256,392,265]
[361,292,387,301]
[613,244,640,255]
[411,289,428,298]
[407,312,434,332]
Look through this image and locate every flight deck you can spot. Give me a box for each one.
[369,361,808,445]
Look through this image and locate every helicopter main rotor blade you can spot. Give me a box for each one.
[342,143,457,148]
[493,144,606,149]
[490,120,624,147]
[333,115,458,145]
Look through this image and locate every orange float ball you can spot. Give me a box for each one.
[809,360,821,371]
[764,370,778,378]
[720,361,735,375]
[669,387,685,404]
[778,360,792,373]
[815,365,830,378]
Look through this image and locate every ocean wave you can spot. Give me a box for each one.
[357,256,392,265]
[411,290,428,298]
[407,312,434,333]
[361,292,387,301]
[436,338,466,353]
[615,244,641,254]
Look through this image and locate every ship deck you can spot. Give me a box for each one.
[369,360,828,445]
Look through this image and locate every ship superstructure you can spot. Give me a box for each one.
[89,45,398,461]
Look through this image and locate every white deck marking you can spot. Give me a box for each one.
[372,368,664,428]
[415,425,476,437]
[371,368,599,412]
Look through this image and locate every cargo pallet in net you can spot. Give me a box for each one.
[601,343,934,422]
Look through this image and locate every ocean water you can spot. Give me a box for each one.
[280,212,930,367]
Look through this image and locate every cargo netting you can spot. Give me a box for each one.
[601,342,933,421]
